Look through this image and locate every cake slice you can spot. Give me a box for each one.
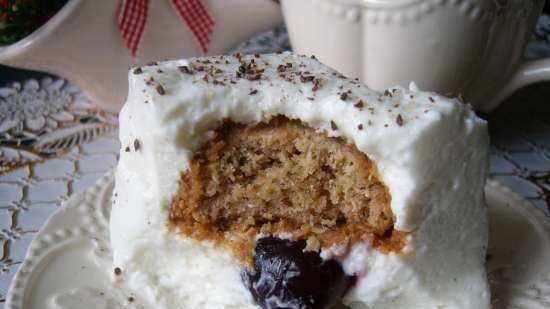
[110,52,490,309]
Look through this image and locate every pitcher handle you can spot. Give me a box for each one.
[487,57,550,111]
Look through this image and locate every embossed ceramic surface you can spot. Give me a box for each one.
[282,0,550,111]
[2,173,550,308]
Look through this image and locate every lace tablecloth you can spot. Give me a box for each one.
[1,19,550,306]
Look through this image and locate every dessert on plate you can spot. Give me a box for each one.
[110,52,490,309]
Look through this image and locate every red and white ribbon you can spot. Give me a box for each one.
[118,0,215,57]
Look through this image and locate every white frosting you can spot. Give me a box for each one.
[111,52,490,309]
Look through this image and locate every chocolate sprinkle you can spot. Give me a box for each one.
[133,139,141,151]
[330,121,338,130]
[114,267,122,275]
[178,66,192,74]
[354,100,364,109]
[384,89,393,97]
[358,124,363,130]
[133,67,143,74]
[128,297,134,302]
[340,92,348,101]
[396,114,404,126]
[124,146,130,152]
[300,75,315,83]
[249,89,258,95]
[156,84,165,95]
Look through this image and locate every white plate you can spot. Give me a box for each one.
[5,172,550,309]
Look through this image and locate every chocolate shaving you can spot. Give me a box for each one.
[384,89,393,97]
[114,267,122,275]
[249,89,258,95]
[429,97,435,103]
[249,73,262,81]
[354,100,364,108]
[340,92,348,101]
[312,79,321,91]
[330,121,338,130]
[358,124,363,130]
[300,75,315,83]
[133,67,143,74]
[133,139,141,151]
[124,146,130,152]
[178,66,192,74]
[396,114,404,126]
[156,84,165,95]
[128,297,135,302]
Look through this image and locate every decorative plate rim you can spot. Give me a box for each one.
[4,173,550,308]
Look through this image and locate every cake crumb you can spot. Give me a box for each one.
[396,114,404,126]
[306,236,321,251]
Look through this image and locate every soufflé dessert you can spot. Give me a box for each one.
[110,52,490,309]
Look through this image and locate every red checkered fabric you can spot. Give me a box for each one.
[118,0,215,57]
[170,0,215,54]
[118,0,149,57]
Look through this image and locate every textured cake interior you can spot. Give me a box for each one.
[169,116,404,262]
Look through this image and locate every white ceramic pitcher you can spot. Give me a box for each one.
[282,0,550,111]
[0,0,282,112]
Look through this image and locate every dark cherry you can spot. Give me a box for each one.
[243,236,356,309]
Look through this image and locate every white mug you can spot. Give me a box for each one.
[282,0,550,111]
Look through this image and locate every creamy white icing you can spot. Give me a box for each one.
[110,52,490,309]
